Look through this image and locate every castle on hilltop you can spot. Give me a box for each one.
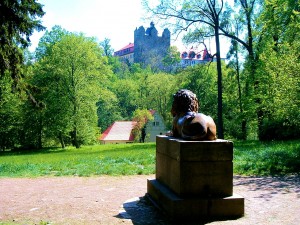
[114,22,170,70]
[134,22,170,69]
[114,22,215,70]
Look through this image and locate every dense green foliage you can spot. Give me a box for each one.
[132,109,154,142]
[29,32,111,148]
[255,0,300,140]
[0,0,44,90]
[0,0,44,150]
[143,0,299,141]
[0,141,299,177]
[0,0,299,151]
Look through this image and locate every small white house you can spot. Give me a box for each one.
[146,110,167,142]
[99,110,167,144]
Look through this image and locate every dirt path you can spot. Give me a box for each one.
[0,175,299,225]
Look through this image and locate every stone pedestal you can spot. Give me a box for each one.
[147,135,244,221]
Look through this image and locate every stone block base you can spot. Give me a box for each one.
[155,136,234,197]
[147,179,244,221]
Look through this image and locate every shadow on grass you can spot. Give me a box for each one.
[0,147,66,156]
[0,143,156,157]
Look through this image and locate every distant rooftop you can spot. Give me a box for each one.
[99,121,137,142]
[114,43,134,57]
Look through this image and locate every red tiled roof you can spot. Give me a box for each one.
[99,121,137,141]
[149,109,156,116]
[119,43,134,51]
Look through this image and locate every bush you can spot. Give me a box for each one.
[259,119,300,141]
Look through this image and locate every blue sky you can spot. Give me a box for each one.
[30,0,148,52]
[30,0,229,57]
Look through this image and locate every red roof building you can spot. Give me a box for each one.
[99,121,137,144]
[113,43,134,63]
[98,110,167,144]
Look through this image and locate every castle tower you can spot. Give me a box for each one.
[134,22,170,70]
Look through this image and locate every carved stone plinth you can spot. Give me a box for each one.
[147,135,244,221]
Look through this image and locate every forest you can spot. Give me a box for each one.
[0,0,299,150]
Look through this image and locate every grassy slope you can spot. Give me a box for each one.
[0,140,299,177]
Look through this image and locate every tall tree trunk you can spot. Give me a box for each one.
[74,127,80,148]
[37,114,43,149]
[242,0,264,139]
[70,64,80,149]
[235,43,247,140]
[59,131,65,149]
[215,25,224,139]
[71,127,80,148]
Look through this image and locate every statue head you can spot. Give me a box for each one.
[171,89,199,117]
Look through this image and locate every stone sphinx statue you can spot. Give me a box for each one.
[168,89,217,140]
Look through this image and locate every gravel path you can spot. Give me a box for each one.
[0,174,299,225]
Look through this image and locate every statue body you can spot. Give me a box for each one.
[169,89,217,141]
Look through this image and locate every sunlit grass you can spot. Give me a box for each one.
[233,140,300,175]
[0,143,156,177]
[0,140,299,177]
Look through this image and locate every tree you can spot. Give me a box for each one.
[142,72,177,126]
[142,0,271,139]
[100,38,114,57]
[0,0,44,92]
[254,0,300,140]
[142,0,227,138]
[30,32,112,148]
[162,46,182,73]
[0,0,45,149]
[96,88,123,132]
[112,79,139,119]
[0,75,23,150]
[35,25,69,60]
[227,0,263,139]
[177,64,218,122]
[226,16,247,139]
[99,38,132,79]
[132,109,153,142]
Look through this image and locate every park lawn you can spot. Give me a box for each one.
[0,143,156,177]
[234,140,300,175]
[0,140,299,177]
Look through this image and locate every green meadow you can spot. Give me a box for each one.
[0,140,299,177]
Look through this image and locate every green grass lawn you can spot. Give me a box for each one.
[234,140,300,175]
[0,143,156,177]
[0,140,299,177]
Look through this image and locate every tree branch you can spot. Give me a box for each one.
[218,26,250,50]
